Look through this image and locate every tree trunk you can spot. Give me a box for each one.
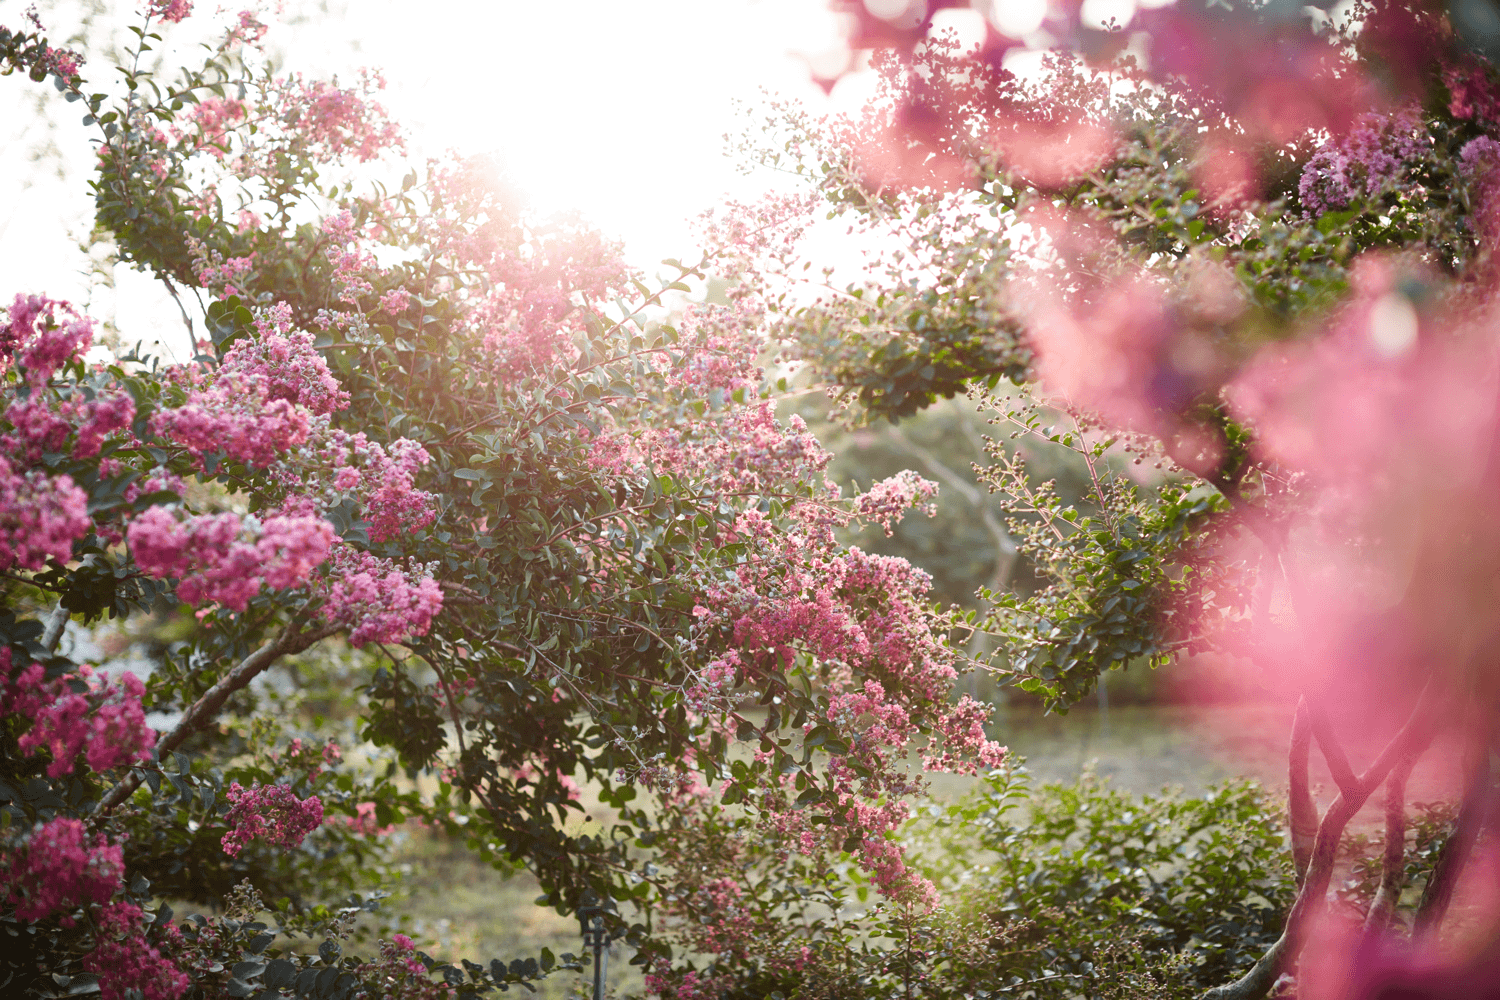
[1201,683,1435,1000]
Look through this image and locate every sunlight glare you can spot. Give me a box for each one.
[928,7,989,53]
[988,0,1048,38]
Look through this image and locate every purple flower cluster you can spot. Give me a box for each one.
[1298,107,1430,215]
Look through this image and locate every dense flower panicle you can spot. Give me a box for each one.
[82,902,190,1000]
[1,817,125,920]
[180,97,246,159]
[1,650,157,778]
[471,227,634,375]
[359,438,435,542]
[73,392,136,458]
[1460,136,1500,245]
[318,547,442,646]
[925,695,1008,773]
[220,781,324,856]
[663,304,764,394]
[1444,55,1500,128]
[1,293,95,383]
[379,288,411,314]
[854,470,938,535]
[127,506,334,611]
[224,304,349,414]
[272,71,404,165]
[1298,107,1430,215]
[592,403,831,499]
[4,395,72,460]
[322,210,381,305]
[0,457,90,571]
[152,371,312,468]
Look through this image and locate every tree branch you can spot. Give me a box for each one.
[97,622,339,813]
[1289,698,1317,886]
[1309,701,1360,800]
[1202,678,1436,1000]
[1363,754,1415,939]
[41,599,69,653]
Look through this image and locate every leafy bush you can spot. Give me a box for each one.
[642,764,1295,999]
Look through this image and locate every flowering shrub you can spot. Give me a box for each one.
[0,2,1012,997]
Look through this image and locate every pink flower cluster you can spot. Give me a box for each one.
[1444,56,1500,128]
[684,651,739,715]
[273,71,404,164]
[273,736,342,783]
[924,695,1008,773]
[379,288,411,314]
[322,210,380,306]
[4,395,71,460]
[228,302,350,414]
[1,817,124,921]
[189,239,255,293]
[151,366,313,469]
[72,392,136,458]
[1,293,95,383]
[335,801,397,837]
[127,506,334,611]
[359,439,435,542]
[0,456,89,571]
[1298,106,1429,216]
[220,781,324,856]
[227,7,269,47]
[854,470,938,536]
[145,0,193,23]
[591,403,830,499]
[82,901,190,1000]
[0,649,156,778]
[354,935,455,1000]
[317,547,442,646]
[645,964,727,1000]
[665,304,764,395]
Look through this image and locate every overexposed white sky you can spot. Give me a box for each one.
[0,0,1123,354]
[0,0,883,353]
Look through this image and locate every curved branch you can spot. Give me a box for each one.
[97,621,339,813]
[41,600,70,653]
[1288,699,1317,885]
[1309,701,1360,800]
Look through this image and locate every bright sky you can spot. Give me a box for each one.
[0,0,1084,354]
[0,0,882,354]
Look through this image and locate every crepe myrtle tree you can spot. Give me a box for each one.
[699,1,1500,997]
[0,4,1007,999]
